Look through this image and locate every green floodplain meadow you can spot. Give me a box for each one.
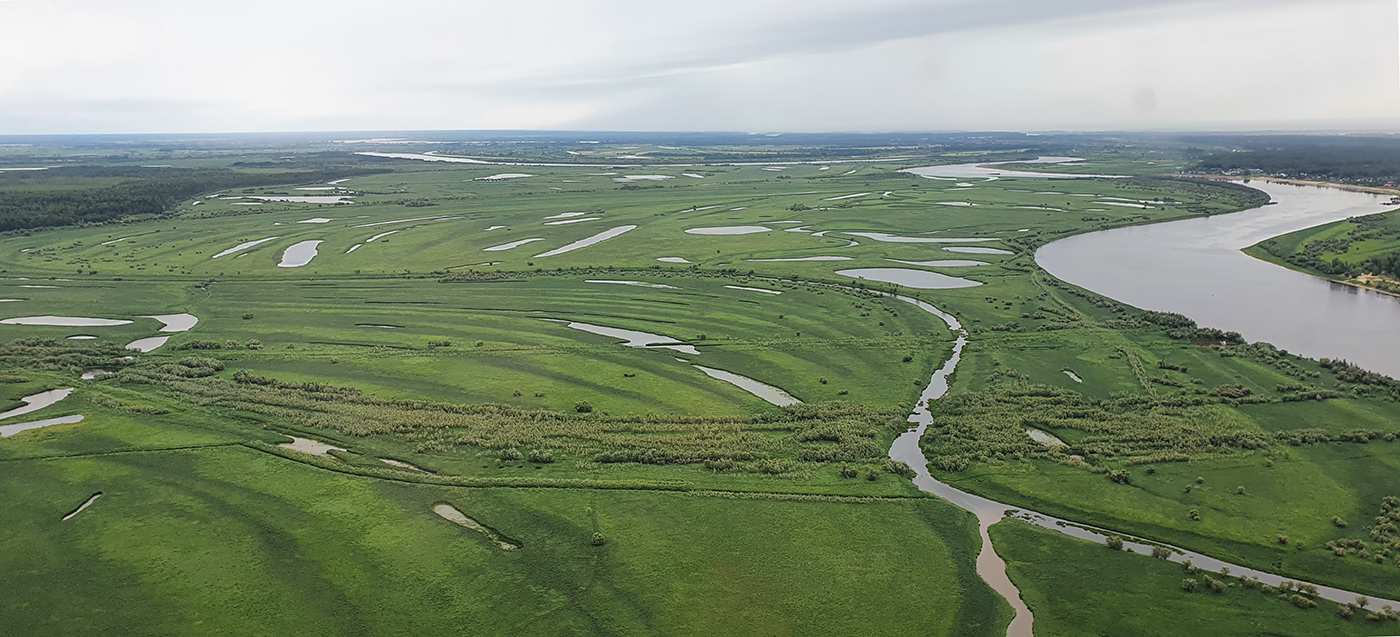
[3,143,1400,635]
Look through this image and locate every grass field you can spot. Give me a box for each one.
[1,143,1396,634]
[992,520,1398,636]
[2,445,1009,636]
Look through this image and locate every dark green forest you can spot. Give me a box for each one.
[0,164,384,232]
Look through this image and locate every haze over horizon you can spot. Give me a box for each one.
[1,0,1398,135]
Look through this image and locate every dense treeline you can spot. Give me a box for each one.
[0,165,386,232]
[1194,137,1400,185]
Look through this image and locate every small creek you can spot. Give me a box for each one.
[693,365,800,407]
[884,292,1400,637]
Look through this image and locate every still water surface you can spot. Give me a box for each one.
[1038,182,1400,377]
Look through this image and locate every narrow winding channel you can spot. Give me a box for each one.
[883,288,1400,636]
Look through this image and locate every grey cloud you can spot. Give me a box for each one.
[412,0,1307,94]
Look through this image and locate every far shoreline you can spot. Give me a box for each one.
[1188,174,1400,197]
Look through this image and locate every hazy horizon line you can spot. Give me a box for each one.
[2,126,1399,140]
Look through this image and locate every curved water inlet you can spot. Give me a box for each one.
[882,291,1399,637]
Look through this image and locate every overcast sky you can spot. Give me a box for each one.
[1,0,1397,134]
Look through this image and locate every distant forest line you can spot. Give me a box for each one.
[0,164,386,233]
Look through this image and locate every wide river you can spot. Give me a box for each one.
[1038,182,1400,376]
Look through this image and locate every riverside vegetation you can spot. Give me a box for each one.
[1249,208,1400,295]
[0,134,1396,636]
